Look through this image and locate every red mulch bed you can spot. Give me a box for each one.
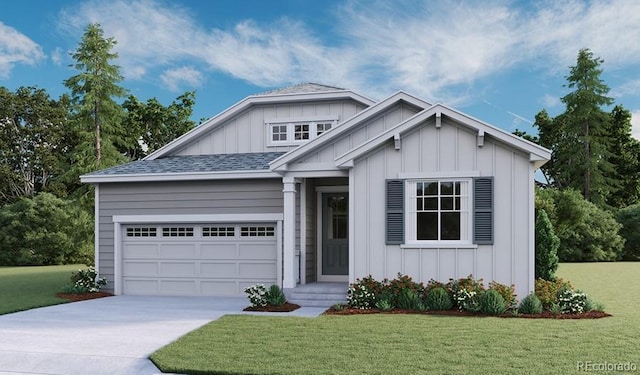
[243,303,301,312]
[56,292,114,302]
[323,306,611,319]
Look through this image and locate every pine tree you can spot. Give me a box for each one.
[64,23,127,172]
[557,48,616,207]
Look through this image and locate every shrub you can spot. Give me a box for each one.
[388,273,423,306]
[375,298,394,311]
[68,267,107,293]
[347,276,382,309]
[479,289,507,315]
[425,287,453,311]
[616,204,640,260]
[488,281,517,310]
[396,288,425,310]
[535,277,572,309]
[518,293,543,314]
[558,289,588,314]
[0,193,93,266]
[447,275,484,312]
[536,188,624,261]
[535,209,559,280]
[265,285,286,306]
[244,284,268,307]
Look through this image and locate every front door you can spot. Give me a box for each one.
[321,192,348,279]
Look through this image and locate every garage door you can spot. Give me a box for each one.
[122,223,278,296]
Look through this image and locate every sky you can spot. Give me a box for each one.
[1,0,640,140]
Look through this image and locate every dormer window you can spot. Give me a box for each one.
[267,117,339,146]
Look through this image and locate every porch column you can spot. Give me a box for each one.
[282,176,297,288]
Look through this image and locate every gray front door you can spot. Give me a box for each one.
[322,193,348,275]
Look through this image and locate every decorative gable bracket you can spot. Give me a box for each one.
[394,133,401,150]
[477,130,485,147]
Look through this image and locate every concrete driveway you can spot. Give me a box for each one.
[0,295,325,375]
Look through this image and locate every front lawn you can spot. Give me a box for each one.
[151,263,640,375]
[0,265,81,315]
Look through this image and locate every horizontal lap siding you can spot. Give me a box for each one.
[175,101,367,155]
[98,179,283,292]
[352,117,534,298]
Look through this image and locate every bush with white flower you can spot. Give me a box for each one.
[244,284,268,307]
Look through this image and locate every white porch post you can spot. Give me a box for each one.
[282,176,297,288]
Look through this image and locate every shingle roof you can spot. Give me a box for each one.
[256,82,345,96]
[87,152,286,176]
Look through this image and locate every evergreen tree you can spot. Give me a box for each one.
[535,209,559,280]
[607,105,640,207]
[64,23,127,178]
[557,48,616,207]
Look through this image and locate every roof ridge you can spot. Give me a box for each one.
[255,82,346,96]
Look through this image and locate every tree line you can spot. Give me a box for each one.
[0,24,197,265]
[521,49,640,264]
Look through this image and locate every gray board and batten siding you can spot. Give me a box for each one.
[97,179,284,293]
[350,116,535,299]
[173,100,368,156]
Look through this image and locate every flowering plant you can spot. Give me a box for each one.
[244,284,268,307]
[70,267,107,293]
[347,278,379,309]
[558,288,588,314]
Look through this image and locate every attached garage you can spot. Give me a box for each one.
[111,214,283,296]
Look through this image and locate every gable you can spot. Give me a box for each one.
[172,99,368,156]
[146,86,375,160]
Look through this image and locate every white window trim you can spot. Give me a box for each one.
[404,178,473,246]
[266,116,339,147]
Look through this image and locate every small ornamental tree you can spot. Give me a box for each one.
[535,209,559,280]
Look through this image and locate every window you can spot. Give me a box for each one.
[316,122,332,135]
[241,226,275,237]
[126,227,157,237]
[272,125,287,142]
[406,179,471,243]
[202,227,235,237]
[162,227,194,237]
[267,118,338,146]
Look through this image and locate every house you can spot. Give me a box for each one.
[81,83,550,303]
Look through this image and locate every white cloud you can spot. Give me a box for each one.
[51,47,63,65]
[0,22,44,79]
[160,66,203,92]
[541,94,561,109]
[631,110,640,140]
[56,0,640,102]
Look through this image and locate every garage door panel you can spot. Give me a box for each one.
[160,262,197,277]
[125,244,159,259]
[159,244,197,258]
[239,243,277,259]
[200,244,238,259]
[201,262,238,277]
[122,223,278,296]
[160,280,197,295]
[124,279,158,295]
[239,262,277,278]
[201,280,240,296]
[124,261,158,276]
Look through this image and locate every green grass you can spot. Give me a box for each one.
[151,263,640,375]
[0,265,81,315]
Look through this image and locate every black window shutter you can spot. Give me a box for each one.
[386,179,404,245]
[473,177,494,245]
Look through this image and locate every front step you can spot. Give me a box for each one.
[284,283,349,308]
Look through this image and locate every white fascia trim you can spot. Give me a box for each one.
[269,91,431,171]
[80,170,279,183]
[335,104,552,168]
[279,170,348,178]
[147,91,375,160]
[112,213,284,224]
[335,107,437,167]
[398,171,480,179]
